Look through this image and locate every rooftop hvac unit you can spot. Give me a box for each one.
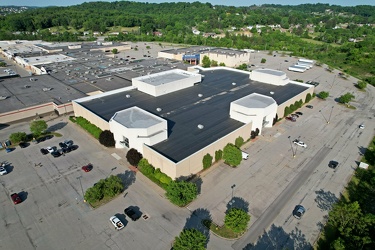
[197,124,204,129]
[232,82,236,85]
[156,108,162,112]
[126,94,131,98]
[270,91,274,95]
[198,94,203,97]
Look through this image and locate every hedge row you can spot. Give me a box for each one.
[138,158,172,190]
[69,116,102,139]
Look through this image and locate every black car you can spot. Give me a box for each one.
[293,205,305,219]
[329,161,339,169]
[62,147,71,154]
[68,145,78,151]
[51,151,62,158]
[44,135,54,140]
[40,148,49,155]
[306,105,313,109]
[124,207,141,221]
[59,142,67,149]
[37,137,46,143]
[19,142,29,148]
[296,112,303,116]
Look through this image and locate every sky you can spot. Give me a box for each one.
[1,0,374,7]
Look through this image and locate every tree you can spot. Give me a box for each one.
[173,228,206,250]
[235,136,244,148]
[166,181,197,206]
[111,48,118,54]
[305,93,312,103]
[236,63,247,71]
[30,120,48,138]
[202,55,211,68]
[211,60,218,67]
[215,150,223,162]
[99,130,115,147]
[223,143,242,167]
[219,62,225,66]
[356,81,367,89]
[202,153,213,169]
[260,58,266,63]
[126,148,143,166]
[9,132,27,143]
[318,91,329,99]
[338,93,354,104]
[224,207,250,233]
[284,106,291,117]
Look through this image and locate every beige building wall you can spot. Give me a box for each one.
[202,52,250,67]
[276,85,314,118]
[0,101,73,124]
[72,101,110,131]
[143,122,252,179]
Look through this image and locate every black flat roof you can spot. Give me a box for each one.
[79,69,308,162]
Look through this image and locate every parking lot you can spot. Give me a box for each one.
[1,47,374,250]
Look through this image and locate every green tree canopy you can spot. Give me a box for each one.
[202,153,213,169]
[202,55,211,68]
[30,120,48,138]
[166,181,197,206]
[126,148,143,166]
[224,207,250,233]
[338,92,355,104]
[9,132,27,143]
[318,91,329,99]
[173,228,206,250]
[223,143,242,167]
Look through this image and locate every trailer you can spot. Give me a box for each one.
[288,65,306,73]
[296,62,313,69]
[298,58,314,64]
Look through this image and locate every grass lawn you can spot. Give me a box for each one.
[203,220,244,239]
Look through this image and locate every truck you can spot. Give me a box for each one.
[110,216,125,230]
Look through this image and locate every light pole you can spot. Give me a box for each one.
[77,176,85,202]
[319,110,329,124]
[288,136,296,158]
[328,106,334,124]
[231,184,236,199]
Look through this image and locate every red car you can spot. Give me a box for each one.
[11,193,22,204]
[285,116,296,122]
[82,164,93,172]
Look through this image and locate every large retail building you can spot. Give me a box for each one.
[73,67,313,179]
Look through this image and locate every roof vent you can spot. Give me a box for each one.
[156,108,162,112]
[270,91,274,95]
[232,82,236,85]
[43,88,53,91]
[126,94,131,98]
[197,124,204,129]
[198,94,203,97]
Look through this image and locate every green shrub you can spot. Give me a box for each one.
[72,116,102,139]
[318,91,329,99]
[138,158,155,175]
[356,81,367,89]
[159,174,172,185]
[155,172,162,180]
[84,175,123,205]
[224,208,250,233]
[261,58,266,63]
[290,104,296,112]
[223,143,242,167]
[235,136,244,148]
[215,150,223,162]
[305,93,312,103]
[284,106,291,117]
[202,153,213,170]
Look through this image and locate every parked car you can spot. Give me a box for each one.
[19,142,29,148]
[40,148,49,155]
[291,114,299,118]
[59,142,68,149]
[82,164,93,172]
[306,105,313,109]
[328,160,339,169]
[293,139,307,148]
[68,145,78,151]
[293,205,305,219]
[11,193,22,204]
[286,116,296,122]
[0,166,7,175]
[5,148,14,153]
[110,216,125,230]
[46,146,55,153]
[51,151,61,158]
[64,140,73,147]
[359,124,365,129]
[295,112,303,116]
[124,206,141,221]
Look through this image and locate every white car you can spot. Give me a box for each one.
[46,146,55,153]
[293,139,307,148]
[110,216,124,230]
[359,124,365,129]
[0,166,7,175]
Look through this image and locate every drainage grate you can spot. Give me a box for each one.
[142,214,150,220]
